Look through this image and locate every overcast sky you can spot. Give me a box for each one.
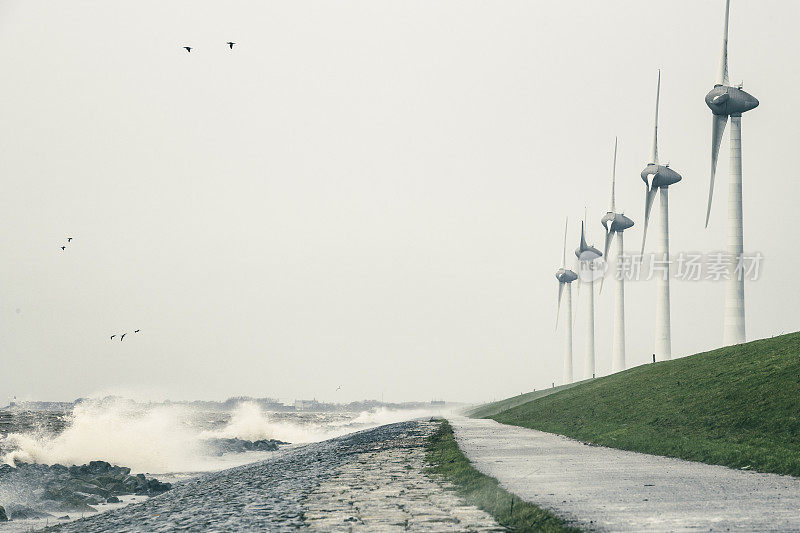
[0,0,797,404]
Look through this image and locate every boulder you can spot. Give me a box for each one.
[203,437,285,455]
[0,460,172,515]
[56,499,97,513]
[0,506,7,522]
[106,496,121,504]
[87,460,112,474]
[135,478,172,495]
[8,506,52,520]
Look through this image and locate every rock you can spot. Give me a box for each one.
[74,491,106,505]
[0,459,171,516]
[87,460,112,474]
[0,506,7,522]
[203,437,286,455]
[7,506,52,520]
[135,478,172,495]
[106,496,121,503]
[56,499,97,513]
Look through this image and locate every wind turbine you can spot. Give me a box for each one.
[601,138,634,372]
[704,0,759,346]
[555,218,579,384]
[575,218,602,379]
[640,71,682,361]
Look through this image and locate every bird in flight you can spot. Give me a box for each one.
[120,333,127,341]
[227,42,235,49]
[67,237,73,242]
[183,46,192,53]
[60,246,66,251]
[134,329,140,333]
[110,335,116,340]
[336,386,341,391]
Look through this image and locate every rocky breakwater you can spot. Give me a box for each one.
[202,437,287,455]
[46,421,505,532]
[0,460,171,519]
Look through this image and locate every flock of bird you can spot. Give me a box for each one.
[59,236,144,342]
[110,330,141,342]
[183,42,236,53]
[58,235,142,341]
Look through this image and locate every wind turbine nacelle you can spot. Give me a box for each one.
[641,163,682,189]
[575,244,602,262]
[601,212,634,233]
[555,268,578,283]
[705,86,759,116]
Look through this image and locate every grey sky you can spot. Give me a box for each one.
[0,0,797,404]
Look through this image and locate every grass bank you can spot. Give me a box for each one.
[466,381,586,419]
[425,419,579,532]
[488,332,800,477]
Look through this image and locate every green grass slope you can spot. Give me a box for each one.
[489,332,800,477]
[466,381,586,418]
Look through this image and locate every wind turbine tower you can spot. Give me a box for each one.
[601,139,634,372]
[555,218,579,384]
[575,219,602,379]
[641,71,682,361]
[704,0,759,346]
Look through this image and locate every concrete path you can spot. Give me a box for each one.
[451,417,800,532]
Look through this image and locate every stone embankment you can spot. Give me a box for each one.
[47,421,503,532]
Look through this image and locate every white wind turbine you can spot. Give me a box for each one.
[601,138,634,372]
[555,218,579,384]
[575,218,602,379]
[704,0,759,346]
[640,71,682,362]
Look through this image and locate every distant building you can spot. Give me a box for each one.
[294,399,320,411]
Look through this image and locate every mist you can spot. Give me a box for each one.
[0,0,798,404]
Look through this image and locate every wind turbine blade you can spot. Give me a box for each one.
[556,282,564,330]
[599,264,606,295]
[562,217,568,268]
[650,71,660,165]
[610,137,618,211]
[718,0,730,86]
[574,257,581,324]
[706,113,729,227]
[580,219,588,250]
[603,229,614,266]
[641,187,658,255]
[600,230,614,295]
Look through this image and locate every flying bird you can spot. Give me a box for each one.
[336,386,341,391]
[60,246,66,251]
[134,329,140,333]
[227,42,235,49]
[183,46,192,53]
[67,237,73,242]
[120,333,127,341]
[110,335,116,340]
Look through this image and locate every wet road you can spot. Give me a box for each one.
[452,417,800,532]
